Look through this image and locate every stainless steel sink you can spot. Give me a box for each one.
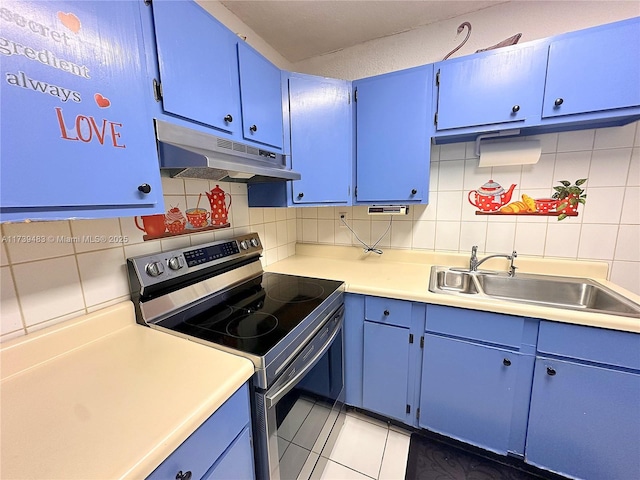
[429,266,640,318]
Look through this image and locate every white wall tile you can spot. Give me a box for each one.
[429,161,439,192]
[231,194,250,227]
[302,219,318,243]
[390,221,412,249]
[13,256,85,327]
[370,220,392,248]
[317,219,335,244]
[1,267,23,335]
[621,187,640,225]
[610,261,640,295]
[161,176,185,195]
[412,221,436,250]
[275,208,288,221]
[161,235,192,252]
[438,160,465,191]
[352,207,369,221]
[544,223,581,258]
[485,222,516,254]
[264,248,278,266]
[553,151,592,183]
[228,183,247,195]
[628,148,640,186]
[264,222,278,249]
[4,221,74,263]
[275,220,288,246]
[1,240,9,266]
[594,123,637,150]
[317,207,335,220]
[120,216,148,244]
[589,148,632,187]
[439,142,466,161]
[287,219,297,243]
[463,159,490,191]
[70,218,123,253]
[301,207,318,219]
[189,231,216,246]
[459,222,488,254]
[578,224,618,260]
[434,221,460,251]
[615,225,640,262]
[513,223,547,256]
[557,129,595,152]
[520,154,556,189]
[184,178,211,195]
[287,208,296,220]
[277,245,288,262]
[581,187,625,224]
[263,207,277,223]
[527,133,558,154]
[77,248,129,307]
[234,226,251,235]
[333,220,352,245]
[26,310,86,335]
[352,220,371,246]
[124,240,163,259]
[436,191,463,221]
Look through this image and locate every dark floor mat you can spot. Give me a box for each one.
[405,432,562,480]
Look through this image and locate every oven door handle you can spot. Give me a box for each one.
[265,315,343,409]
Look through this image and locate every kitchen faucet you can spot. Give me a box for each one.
[469,245,518,276]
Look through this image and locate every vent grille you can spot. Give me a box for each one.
[247,146,260,156]
[232,142,246,153]
[217,139,233,150]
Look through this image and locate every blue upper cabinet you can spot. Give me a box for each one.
[542,17,640,122]
[237,42,284,149]
[0,0,163,222]
[247,72,351,207]
[434,43,548,134]
[289,73,351,204]
[151,0,240,134]
[354,65,433,204]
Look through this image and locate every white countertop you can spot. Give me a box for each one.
[0,302,254,480]
[266,244,640,334]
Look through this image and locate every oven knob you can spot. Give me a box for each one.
[145,261,165,277]
[250,237,260,248]
[168,256,184,271]
[239,240,249,250]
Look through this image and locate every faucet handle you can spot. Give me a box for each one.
[471,245,478,255]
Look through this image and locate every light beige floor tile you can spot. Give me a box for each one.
[379,430,411,480]
[312,457,375,480]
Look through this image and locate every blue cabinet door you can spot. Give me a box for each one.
[151,0,240,133]
[202,426,255,480]
[526,357,640,479]
[0,0,162,220]
[289,73,351,204]
[543,18,640,119]
[362,321,410,422]
[435,44,548,131]
[354,65,432,203]
[237,42,283,149]
[419,334,524,455]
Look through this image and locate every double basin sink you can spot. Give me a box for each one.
[429,266,640,318]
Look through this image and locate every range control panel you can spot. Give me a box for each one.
[127,233,263,288]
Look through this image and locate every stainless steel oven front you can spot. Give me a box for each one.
[252,305,345,480]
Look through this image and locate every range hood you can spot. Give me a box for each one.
[155,119,301,182]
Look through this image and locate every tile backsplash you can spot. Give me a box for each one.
[296,122,640,296]
[0,178,296,341]
[2,123,639,342]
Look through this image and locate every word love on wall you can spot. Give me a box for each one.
[468,179,587,221]
[1,2,128,150]
[134,185,233,241]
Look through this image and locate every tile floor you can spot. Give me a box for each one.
[308,409,412,480]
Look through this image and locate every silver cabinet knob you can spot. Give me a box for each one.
[145,261,165,277]
[168,256,184,270]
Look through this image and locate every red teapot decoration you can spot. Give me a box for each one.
[468,180,517,212]
[206,185,232,225]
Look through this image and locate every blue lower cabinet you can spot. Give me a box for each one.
[148,383,254,480]
[419,334,532,455]
[202,426,255,480]
[344,294,365,408]
[526,357,640,480]
[362,321,411,422]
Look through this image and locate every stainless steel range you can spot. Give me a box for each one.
[127,233,346,480]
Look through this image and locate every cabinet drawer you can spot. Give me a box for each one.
[148,383,251,480]
[426,305,525,349]
[203,426,255,479]
[365,297,412,328]
[538,321,640,370]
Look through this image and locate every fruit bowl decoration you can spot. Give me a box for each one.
[165,205,186,234]
[551,178,587,220]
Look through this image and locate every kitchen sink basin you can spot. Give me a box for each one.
[429,266,640,318]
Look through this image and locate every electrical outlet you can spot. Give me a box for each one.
[338,211,347,227]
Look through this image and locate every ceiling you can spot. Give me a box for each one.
[219,0,509,63]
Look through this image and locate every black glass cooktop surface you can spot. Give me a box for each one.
[162,272,344,357]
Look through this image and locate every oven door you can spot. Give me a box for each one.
[253,306,345,480]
